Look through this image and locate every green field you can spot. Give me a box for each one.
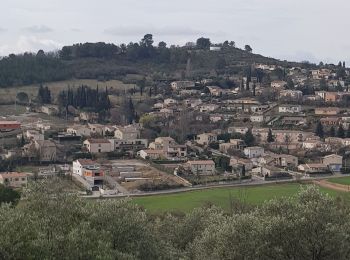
[132,184,345,213]
[328,176,350,186]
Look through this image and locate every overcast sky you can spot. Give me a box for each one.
[1,0,349,64]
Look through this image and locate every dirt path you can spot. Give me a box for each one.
[313,180,350,192]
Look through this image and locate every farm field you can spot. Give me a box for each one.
[132,183,345,213]
[328,176,350,186]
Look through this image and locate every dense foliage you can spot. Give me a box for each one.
[1,183,350,259]
[0,35,289,87]
[0,184,20,206]
[57,85,111,113]
[0,52,70,87]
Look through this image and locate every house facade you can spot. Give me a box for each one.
[187,160,216,175]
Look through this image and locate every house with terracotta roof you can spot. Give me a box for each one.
[0,121,21,132]
[0,172,28,188]
[315,107,341,116]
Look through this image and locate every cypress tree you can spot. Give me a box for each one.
[337,125,345,138]
[267,128,274,143]
[315,122,324,138]
[329,126,336,137]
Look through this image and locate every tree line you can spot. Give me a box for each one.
[0,34,256,87]
[1,182,350,259]
[0,51,70,87]
[57,85,111,114]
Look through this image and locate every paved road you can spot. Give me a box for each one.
[81,173,349,199]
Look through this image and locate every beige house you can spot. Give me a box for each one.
[315,107,341,116]
[270,153,298,167]
[171,81,195,90]
[67,125,91,137]
[199,104,219,113]
[114,126,140,140]
[279,90,303,100]
[271,80,287,89]
[219,139,245,153]
[88,123,105,136]
[196,133,218,145]
[321,154,343,172]
[207,86,223,96]
[35,140,57,162]
[138,149,164,160]
[26,130,44,141]
[252,128,315,144]
[230,157,253,171]
[0,172,28,188]
[187,160,216,175]
[83,139,112,153]
[41,105,59,116]
[80,112,99,123]
[298,163,328,174]
[148,137,187,159]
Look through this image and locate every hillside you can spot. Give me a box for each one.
[0,39,313,88]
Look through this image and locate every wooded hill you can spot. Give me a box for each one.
[0,35,316,87]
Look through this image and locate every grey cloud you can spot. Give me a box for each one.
[22,25,53,33]
[0,27,6,32]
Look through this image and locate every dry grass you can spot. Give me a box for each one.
[0,79,136,103]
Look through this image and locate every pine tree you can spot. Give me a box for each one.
[267,128,274,143]
[337,125,345,138]
[315,122,324,138]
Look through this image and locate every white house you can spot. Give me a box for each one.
[72,159,104,188]
[73,159,99,176]
[278,105,302,114]
[164,98,177,106]
[250,114,266,123]
[244,146,265,158]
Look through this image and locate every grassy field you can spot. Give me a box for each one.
[0,105,27,117]
[0,79,136,104]
[132,183,345,213]
[328,176,350,186]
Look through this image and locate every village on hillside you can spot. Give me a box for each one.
[1,57,350,196]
